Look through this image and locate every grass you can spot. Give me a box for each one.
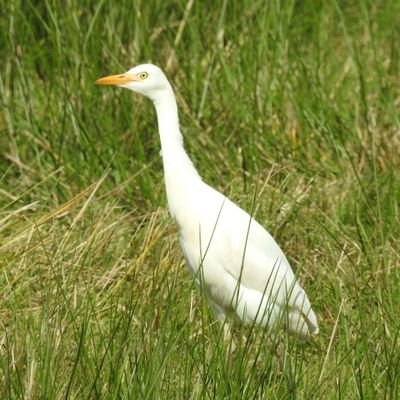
[1,0,399,398]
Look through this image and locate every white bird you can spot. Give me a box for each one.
[96,64,319,339]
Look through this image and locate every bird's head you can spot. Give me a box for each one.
[96,63,170,102]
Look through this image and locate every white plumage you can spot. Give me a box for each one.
[96,64,319,338]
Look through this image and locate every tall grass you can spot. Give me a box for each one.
[1,0,399,398]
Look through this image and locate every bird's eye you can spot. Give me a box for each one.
[138,72,148,80]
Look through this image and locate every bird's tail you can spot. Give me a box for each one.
[288,287,319,339]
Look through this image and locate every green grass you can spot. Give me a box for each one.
[1,0,399,398]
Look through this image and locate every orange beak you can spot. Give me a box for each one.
[95,73,138,85]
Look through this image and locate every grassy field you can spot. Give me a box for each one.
[1,0,399,398]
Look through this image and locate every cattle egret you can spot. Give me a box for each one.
[96,64,319,339]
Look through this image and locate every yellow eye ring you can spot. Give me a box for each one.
[138,72,148,80]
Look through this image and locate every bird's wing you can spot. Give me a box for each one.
[212,195,319,334]
[188,183,318,335]
[241,244,318,333]
[209,195,292,291]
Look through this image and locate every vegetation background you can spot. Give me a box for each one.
[1,0,399,398]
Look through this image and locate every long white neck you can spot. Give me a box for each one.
[152,86,202,219]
